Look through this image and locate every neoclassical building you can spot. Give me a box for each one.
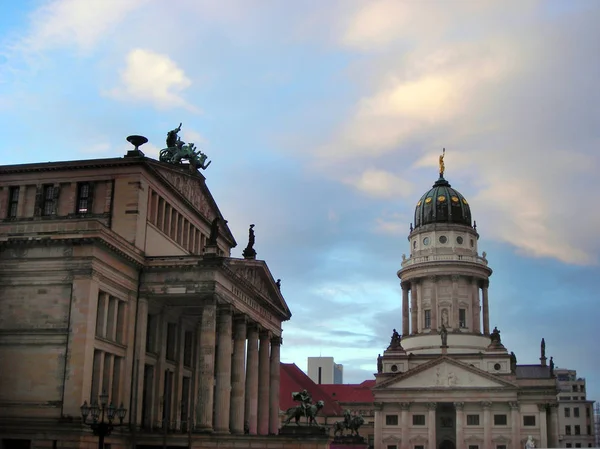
[373,163,559,449]
[0,141,293,449]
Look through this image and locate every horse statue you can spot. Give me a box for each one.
[283,400,324,426]
[333,410,365,437]
[159,123,212,170]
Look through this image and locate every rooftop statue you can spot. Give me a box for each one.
[242,224,257,258]
[439,148,446,177]
[160,123,212,171]
[333,409,365,439]
[490,326,502,345]
[387,328,403,350]
[550,356,555,376]
[282,389,324,426]
[510,351,517,373]
[207,217,220,246]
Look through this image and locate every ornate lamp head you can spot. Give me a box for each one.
[99,390,109,408]
[80,401,90,421]
[90,401,101,421]
[116,403,127,423]
[106,402,117,421]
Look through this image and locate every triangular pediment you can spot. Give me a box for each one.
[226,259,291,321]
[146,160,236,246]
[376,357,518,390]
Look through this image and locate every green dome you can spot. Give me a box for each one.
[414,176,472,229]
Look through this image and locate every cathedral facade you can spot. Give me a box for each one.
[373,163,559,449]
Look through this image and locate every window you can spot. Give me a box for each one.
[424,310,431,329]
[166,323,178,361]
[573,385,578,392]
[468,446,479,449]
[586,407,591,418]
[497,445,507,449]
[575,444,581,448]
[467,414,480,425]
[146,314,158,353]
[580,384,585,392]
[565,407,571,417]
[566,444,572,448]
[493,414,507,426]
[387,446,397,449]
[76,183,92,214]
[42,185,57,216]
[523,415,536,426]
[574,425,580,435]
[385,414,398,426]
[459,308,466,327]
[415,446,424,449]
[412,414,425,425]
[587,425,591,435]
[183,331,193,367]
[7,186,19,218]
[566,425,571,435]
[574,407,579,417]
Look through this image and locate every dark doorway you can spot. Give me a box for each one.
[439,440,455,449]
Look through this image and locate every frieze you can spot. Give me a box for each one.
[156,168,213,220]
[230,285,277,326]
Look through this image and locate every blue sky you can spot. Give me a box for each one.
[1,0,599,401]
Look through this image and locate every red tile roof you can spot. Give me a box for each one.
[319,380,375,403]
[279,363,343,416]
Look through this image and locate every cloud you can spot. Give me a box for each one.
[106,49,198,112]
[347,169,413,199]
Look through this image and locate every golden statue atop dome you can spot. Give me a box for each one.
[439,148,446,177]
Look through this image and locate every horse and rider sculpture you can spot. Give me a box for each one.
[159,123,211,171]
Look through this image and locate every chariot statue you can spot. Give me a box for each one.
[159,123,212,171]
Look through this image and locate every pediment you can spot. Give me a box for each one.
[147,161,236,245]
[225,259,291,320]
[382,435,401,443]
[409,435,428,443]
[376,357,517,390]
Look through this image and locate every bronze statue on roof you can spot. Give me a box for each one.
[160,123,212,171]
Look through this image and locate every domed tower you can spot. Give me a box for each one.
[397,150,493,355]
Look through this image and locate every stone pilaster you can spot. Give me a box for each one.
[548,403,559,447]
[229,315,247,434]
[269,336,282,435]
[454,402,464,449]
[411,281,419,334]
[244,323,259,434]
[400,402,410,449]
[427,402,437,449]
[482,401,492,449]
[429,276,438,330]
[373,402,383,449]
[196,301,216,432]
[451,275,460,328]
[509,401,520,449]
[401,282,410,336]
[213,306,233,434]
[538,403,548,448]
[257,330,271,435]
[471,278,481,333]
[482,280,490,334]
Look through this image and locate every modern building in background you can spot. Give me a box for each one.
[0,141,292,449]
[554,368,595,447]
[308,357,344,385]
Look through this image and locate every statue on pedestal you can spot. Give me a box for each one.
[332,409,365,440]
[490,326,502,345]
[387,328,403,350]
[440,324,448,347]
[525,435,536,448]
[282,389,324,426]
[160,123,212,171]
[207,217,220,245]
[510,352,517,373]
[377,354,383,373]
[242,224,257,258]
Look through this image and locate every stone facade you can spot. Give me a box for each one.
[373,173,559,449]
[0,151,300,449]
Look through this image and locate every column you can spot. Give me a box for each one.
[548,403,559,447]
[269,336,282,434]
[196,302,216,431]
[430,276,438,331]
[538,404,548,448]
[454,402,464,449]
[471,278,481,333]
[229,315,247,434]
[509,401,520,449]
[400,402,410,449]
[416,282,423,332]
[411,281,419,334]
[244,323,259,434]
[482,401,492,449]
[482,280,490,334]
[401,282,410,336]
[213,306,233,433]
[374,403,383,449]
[257,330,271,435]
[451,275,460,327]
[427,402,437,449]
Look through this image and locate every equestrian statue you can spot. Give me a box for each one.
[333,409,365,438]
[159,123,211,171]
[282,389,324,426]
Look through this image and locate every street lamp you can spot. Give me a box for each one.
[80,391,127,449]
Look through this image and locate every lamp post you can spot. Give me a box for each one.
[80,391,127,449]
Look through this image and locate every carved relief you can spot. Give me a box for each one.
[157,169,213,219]
[400,402,411,410]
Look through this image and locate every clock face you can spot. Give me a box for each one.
[423,237,430,246]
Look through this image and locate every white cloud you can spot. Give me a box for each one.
[106,49,198,112]
[348,169,413,199]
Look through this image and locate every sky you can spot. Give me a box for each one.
[1,0,599,401]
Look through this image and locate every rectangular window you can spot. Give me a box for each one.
[385,414,398,426]
[566,444,572,448]
[181,376,190,432]
[574,425,580,435]
[573,385,578,392]
[574,407,580,417]
[566,425,571,435]
[116,301,126,345]
[459,308,466,327]
[493,414,507,426]
[468,446,479,449]
[386,446,397,449]
[496,445,507,449]
[586,407,591,418]
[587,425,591,435]
[523,415,536,426]
[565,407,571,417]
[166,323,178,361]
[466,414,480,425]
[42,185,56,216]
[96,293,107,338]
[424,310,431,329]
[146,314,158,353]
[76,182,91,214]
[412,414,425,426]
[415,446,424,449]
[183,331,193,367]
[8,186,19,218]
[575,444,581,448]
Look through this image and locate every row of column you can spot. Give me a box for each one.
[389,401,557,449]
[400,277,489,336]
[196,302,281,435]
